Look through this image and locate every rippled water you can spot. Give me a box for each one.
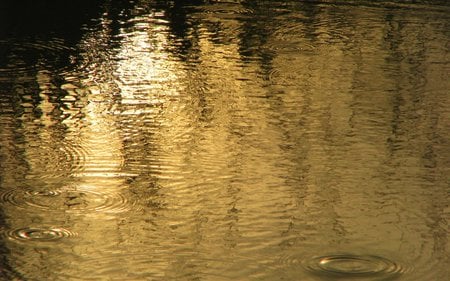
[0,0,449,280]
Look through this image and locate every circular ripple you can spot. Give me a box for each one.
[197,4,254,17]
[24,141,88,179]
[0,188,132,213]
[303,254,404,279]
[0,38,76,79]
[25,190,61,197]
[58,143,88,173]
[6,227,76,242]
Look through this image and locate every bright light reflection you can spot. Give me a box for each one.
[114,14,180,106]
[64,15,128,184]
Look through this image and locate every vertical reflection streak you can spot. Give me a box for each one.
[0,1,449,280]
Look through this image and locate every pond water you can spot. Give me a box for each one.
[0,0,449,280]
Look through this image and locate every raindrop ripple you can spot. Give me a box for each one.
[6,227,76,242]
[303,254,405,279]
[0,38,76,79]
[0,188,132,213]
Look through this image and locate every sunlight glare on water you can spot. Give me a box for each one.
[0,0,449,280]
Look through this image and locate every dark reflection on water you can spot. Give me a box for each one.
[0,0,449,280]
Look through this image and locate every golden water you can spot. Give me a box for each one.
[0,1,449,280]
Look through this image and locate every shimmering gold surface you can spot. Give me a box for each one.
[0,1,449,280]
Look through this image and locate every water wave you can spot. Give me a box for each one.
[0,38,76,79]
[5,227,76,243]
[302,254,407,280]
[0,187,133,214]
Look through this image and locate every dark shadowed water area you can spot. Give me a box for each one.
[0,0,449,280]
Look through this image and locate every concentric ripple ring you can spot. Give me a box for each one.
[6,227,76,242]
[303,254,404,279]
[0,188,132,213]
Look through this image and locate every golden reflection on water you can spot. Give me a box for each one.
[0,1,449,280]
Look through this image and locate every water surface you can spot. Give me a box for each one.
[0,0,449,280]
